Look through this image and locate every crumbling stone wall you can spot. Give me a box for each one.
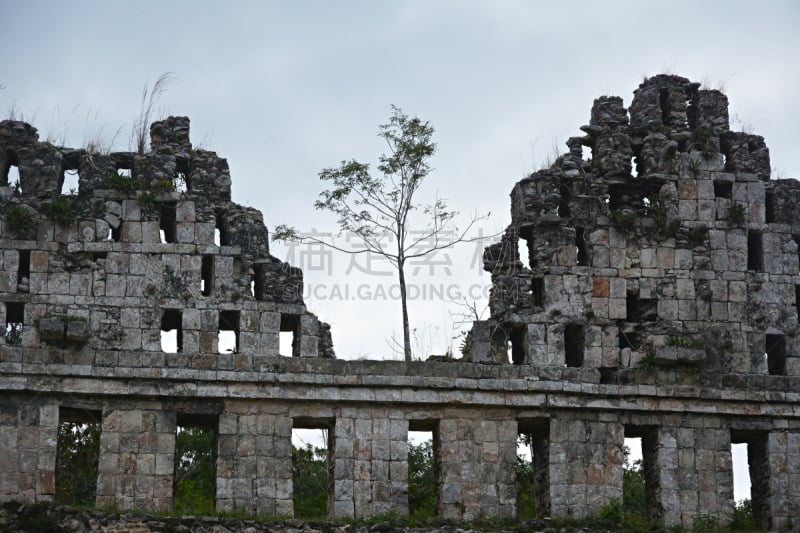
[1,76,799,529]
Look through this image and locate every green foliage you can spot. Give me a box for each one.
[729,499,759,531]
[152,178,174,192]
[691,127,716,159]
[693,511,722,533]
[292,443,329,519]
[4,204,36,238]
[689,158,702,175]
[43,195,77,226]
[641,350,655,369]
[515,456,537,520]
[174,426,216,514]
[666,335,704,349]
[408,440,436,518]
[105,169,143,192]
[56,421,101,506]
[644,195,667,230]
[608,209,636,229]
[726,201,746,226]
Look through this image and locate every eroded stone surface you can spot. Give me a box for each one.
[1,76,799,529]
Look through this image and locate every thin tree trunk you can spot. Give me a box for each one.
[398,262,412,362]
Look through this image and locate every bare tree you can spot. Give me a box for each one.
[274,106,489,362]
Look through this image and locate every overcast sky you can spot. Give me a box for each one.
[2,0,799,363]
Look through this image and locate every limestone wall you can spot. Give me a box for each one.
[1,75,799,529]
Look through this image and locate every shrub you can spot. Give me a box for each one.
[4,204,36,238]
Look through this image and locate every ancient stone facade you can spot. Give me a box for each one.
[1,75,799,529]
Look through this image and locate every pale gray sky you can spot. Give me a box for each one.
[2,0,799,364]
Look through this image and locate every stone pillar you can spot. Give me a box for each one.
[767,429,800,529]
[438,416,517,520]
[216,403,293,516]
[653,424,733,528]
[0,396,58,502]
[549,415,624,518]
[333,408,408,518]
[96,405,175,511]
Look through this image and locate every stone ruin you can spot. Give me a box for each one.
[0,75,798,529]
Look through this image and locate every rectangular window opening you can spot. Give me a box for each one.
[564,323,584,367]
[731,430,770,530]
[280,314,301,357]
[630,156,638,178]
[174,414,218,514]
[252,264,265,301]
[575,227,588,266]
[218,310,239,354]
[116,167,132,178]
[201,255,214,297]
[626,292,657,322]
[175,171,188,194]
[747,231,763,272]
[558,184,571,218]
[618,329,639,350]
[107,224,122,242]
[531,276,545,308]
[625,426,659,522]
[765,334,786,376]
[55,407,102,506]
[292,418,335,519]
[4,151,21,191]
[215,215,229,246]
[764,191,776,224]
[161,309,183,353]
[408,421,439,519]
[159,203,177,244]
[4,302,24,346]
[713,181,732,199]
[517,419,550,519]
[795,286,800,323]
[518,238,530,269]
[409,420,440,519]
[18,249,31,280]
[60,168,80,196]
[507,326,527,365]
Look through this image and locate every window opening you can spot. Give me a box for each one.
[659,88,671,126]
[4,302,24,346]
[292,418,334,519]
[747,231,763,272]
[108,224,122,242]
[731,430,770,529]
[558,184,571,218]
[575,227,588,266]
[252,264,265,300]
[625,426,659,521]
[409,420,440,519]
[765,191,776,224]
[531,276,545,307]
[215,215,229,246]
[517,418,550,519]
[218,310,239,353]
[765,334,786,376]
[18,249,30,280]
[159,203,177,244]
[161,309,183,353]
[4,151,21,191]
[564,323,584,367]
[176,157,191,192]
[116,167,132,178]
[174,414,218,514]
[60,168,80,196]
[714,181,732,199]
[201,255,214,297]
[55,408,101,506]
[626,292,657,322]
[507,326,527,365]
[796,286,800,323]
[280,314,301,357]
